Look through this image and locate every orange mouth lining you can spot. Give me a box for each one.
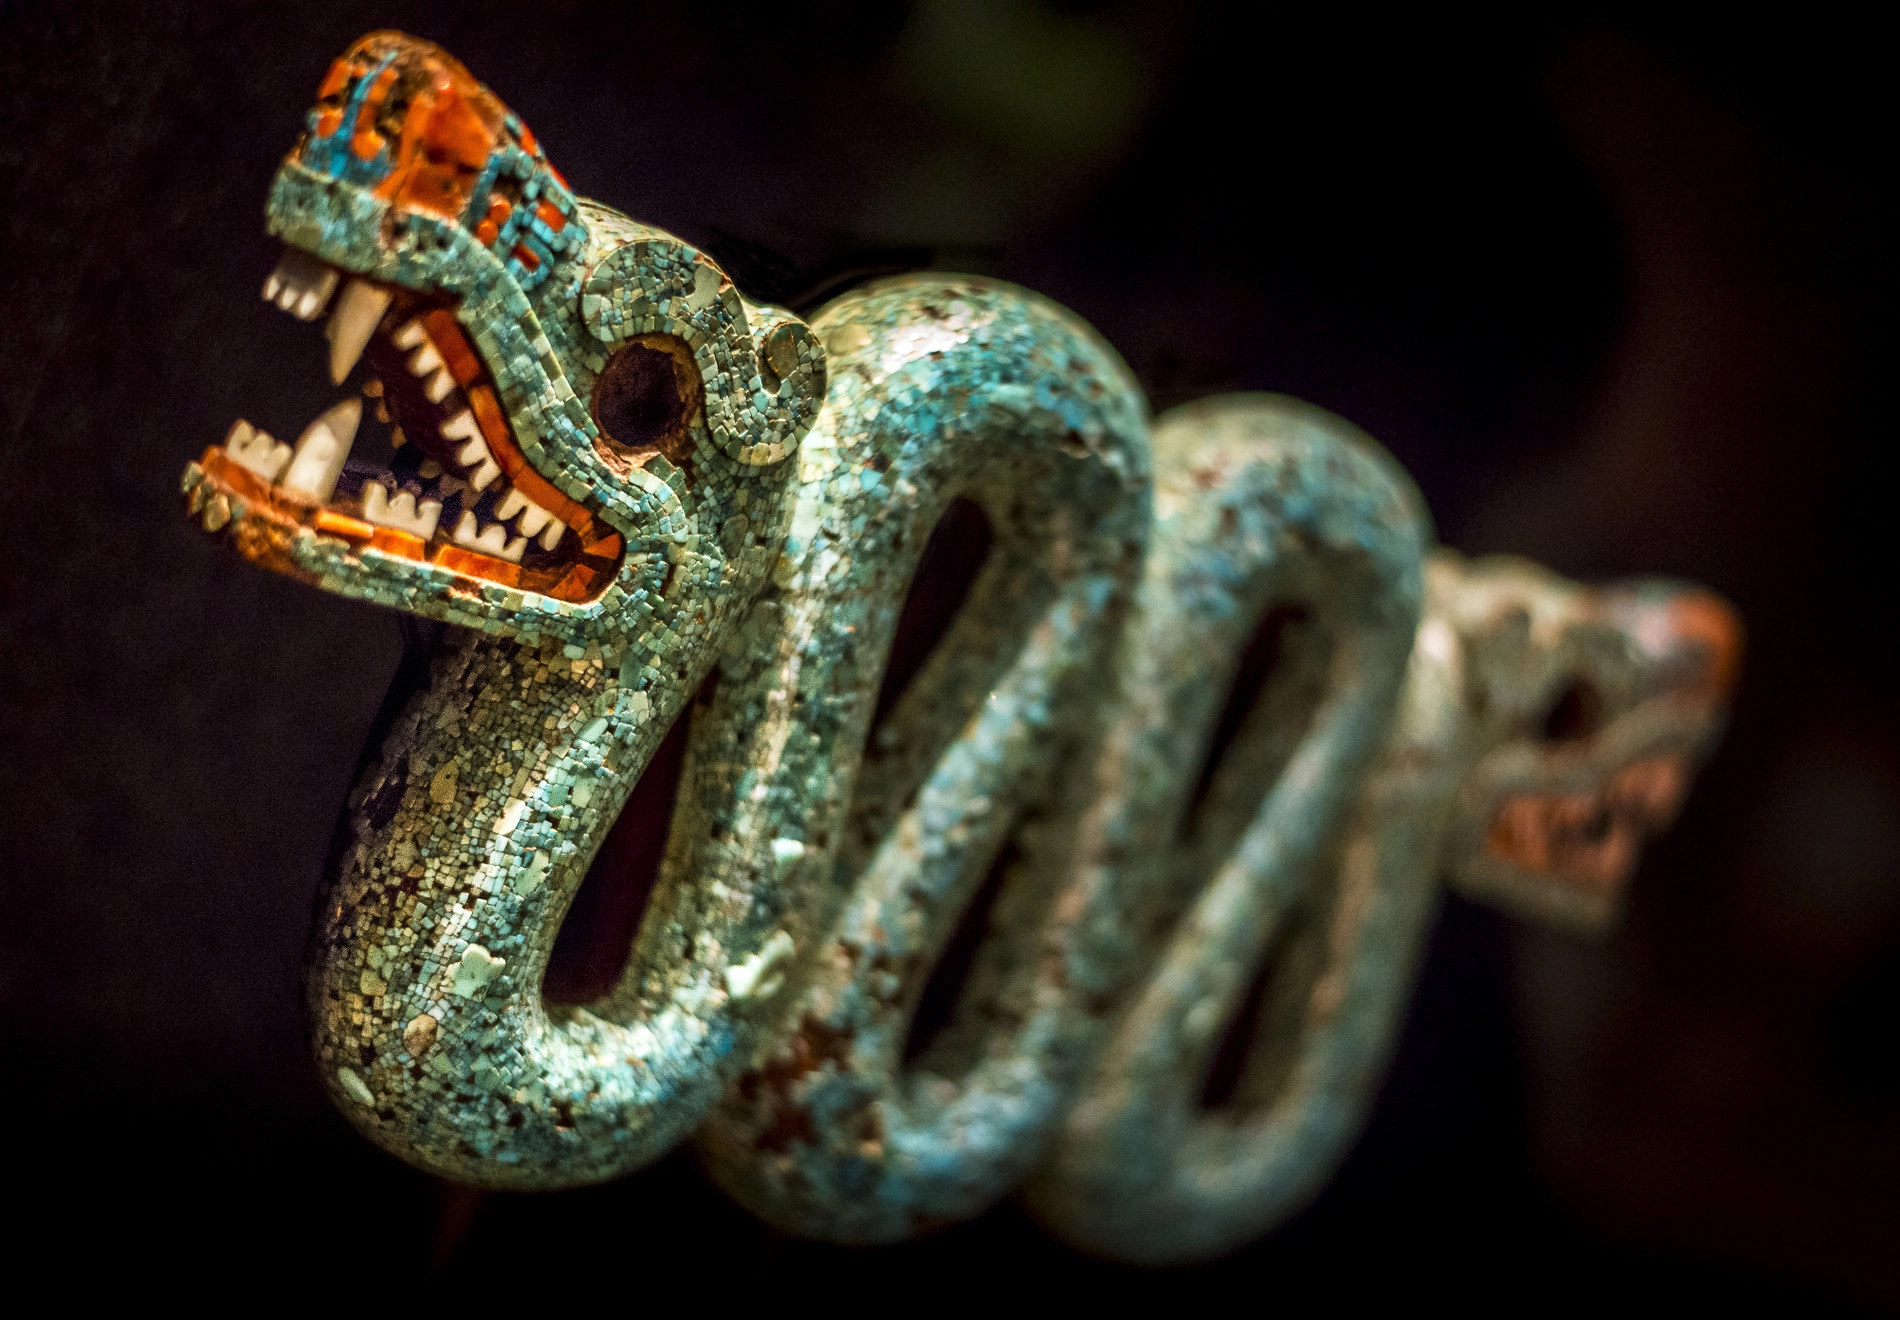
[194,273,620,604]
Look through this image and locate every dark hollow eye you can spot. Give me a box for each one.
[591,333,703,467]
[1540,677,1603,742]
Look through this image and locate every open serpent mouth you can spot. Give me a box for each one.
[192,245,621,602]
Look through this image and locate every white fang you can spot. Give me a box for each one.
[327,279,392,385]
[279,398,361,504]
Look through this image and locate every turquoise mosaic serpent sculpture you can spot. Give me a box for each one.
[181,33,1741,1263]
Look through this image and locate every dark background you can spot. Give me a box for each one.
[2,1,1893,1304]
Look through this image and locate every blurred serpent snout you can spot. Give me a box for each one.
[1479,583,1742,926]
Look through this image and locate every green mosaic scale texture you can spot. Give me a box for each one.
[179,34,1738,1262]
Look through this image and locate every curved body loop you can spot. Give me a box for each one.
[180,29,1743,1257]
[694,276,1151,1241]
[1021,397,1433,1261]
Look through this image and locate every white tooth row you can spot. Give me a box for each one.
[495,487,564,544]
[246,254,568,558]
[363,483,443,539]
[224,399,363,504]
[226,401,566,558]
[224,420,293,483]
[388,319,568,552]
[394,318,457,403]
[453,511,527,562]
[262,249,338,321]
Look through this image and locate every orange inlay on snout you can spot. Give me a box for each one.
[1667,592,1744,700]
[321,32,512,224]
[1484,754,1692,893]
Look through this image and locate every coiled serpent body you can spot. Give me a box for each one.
[181,32,1739,1263]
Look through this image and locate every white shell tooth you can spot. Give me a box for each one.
[408,343,443,376]
[495,488,529,521]
[538,518,565,552]
[225,420,292,483]
[425,367,455,403]
[469,458,501,492]
[455,433,490,468]
[393,319,428,350]
[264,249,339,320]
[440,410,479,441]
[452,513,517,558]
[279,398,362,504]
[364,482,443,538]
[327,279,392,385]
[517,502,551,537]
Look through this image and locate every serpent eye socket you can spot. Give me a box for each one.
[591,333,704,472]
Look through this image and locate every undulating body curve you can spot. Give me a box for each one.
[176,30,1742,1253]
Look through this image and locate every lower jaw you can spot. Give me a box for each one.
[184,448,621,604]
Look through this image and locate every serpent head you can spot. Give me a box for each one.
[182,30,827,651]
[1428,553,1742,929]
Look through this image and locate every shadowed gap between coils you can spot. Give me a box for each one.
[903,839,1019,1066]
[1172,601,1342,1114]
[870,496,994,726]
[541,678,708,1006]
[1180,605,1310,842]
[863,495,1001,1066]
[1197,893,1332,1113]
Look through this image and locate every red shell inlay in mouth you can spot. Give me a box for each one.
[192,249,620,602]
